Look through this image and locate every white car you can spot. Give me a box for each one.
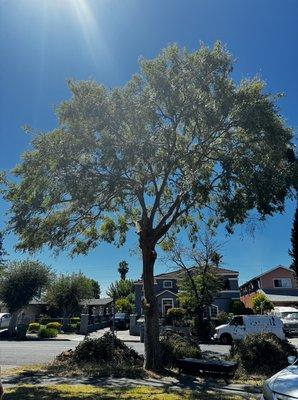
[261,356,298,399]
[0,313,11,329]
[213,315,285,344]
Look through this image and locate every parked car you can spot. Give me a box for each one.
[0,313,11,329]
[272,306,298,319]
[213,315,285,344]
[261,356,298,399]
[110,313,129,330]
[281,312,298,337]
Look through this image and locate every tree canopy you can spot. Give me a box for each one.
[252,293,274,314]
[5,42,296,255]
[0,260,51,313]
[45,273,95,317]
[289,207,298,277]
[118,260,129,280]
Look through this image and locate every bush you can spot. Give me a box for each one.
[160,332,201,366]
[46,322,62,331]
[73,332,141,364]
[62,324,76,333]
[38,327,58,339]
[70,317,80,324]
[229,300,253,315]
[165,308,186,325]
[39,317,61,325]
[28,322,41,332]
[230,333,298,375]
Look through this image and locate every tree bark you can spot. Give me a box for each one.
[8,310,19,336]
[140,240,163,372]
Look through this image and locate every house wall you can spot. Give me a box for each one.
[214,290,240,312]
[240,292,256,309]
[260,267,296,289]
[156,291,178,316]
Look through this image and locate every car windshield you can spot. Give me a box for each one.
[284,312,298,320]
[114,313,126,319]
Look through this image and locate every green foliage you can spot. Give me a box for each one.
[118,260,129,280]
[230,333,298,375]
[289,207,298,277]
[115,297,134,314]
[229,300,253,315]
[252,293,274,314]
[5,42,295,256]
[178,267,222,314]
[107,279,135,301]
[70,317,80,324]
[38,327,58,338]
[28,322,41,332]
[160,333,201,366]
[46,322,62,331]
[45,273,95,317]
[165,308,186,325]
[0,231,8,272]
[39,317,61,326]
[90,279,101,299]
[0,260,52,313]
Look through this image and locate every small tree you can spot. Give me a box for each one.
[0,260,52,335]
[252,293,274,314]
[90,279,101,299]
[46,273,94,317]
[115,297,134,314]
[118,260,129,280]
[107,279,135,301]
[289,207,298,278]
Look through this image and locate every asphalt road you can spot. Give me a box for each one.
[1,338,298,368]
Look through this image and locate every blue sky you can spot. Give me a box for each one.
[0,0,297,294]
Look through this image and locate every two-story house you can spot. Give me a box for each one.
[240,265,298,308]
[134,266,240,317]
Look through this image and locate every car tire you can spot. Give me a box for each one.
[220,333,232,345]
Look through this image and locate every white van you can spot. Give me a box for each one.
[213,315,285,344]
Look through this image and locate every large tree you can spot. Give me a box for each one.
[0,260,52,335]
[4,43,296,370]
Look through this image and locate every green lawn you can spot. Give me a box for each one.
[4,384,244,399]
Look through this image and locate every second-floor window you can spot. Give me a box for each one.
[163,280,173,289]
[273,278,292,288]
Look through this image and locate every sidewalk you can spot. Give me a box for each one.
[89,328,140,342]
[2,372,261,399]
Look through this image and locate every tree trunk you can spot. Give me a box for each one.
[8,310,19,336]
[140,241,163,372]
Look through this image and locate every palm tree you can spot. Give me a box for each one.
[118,260,129,280]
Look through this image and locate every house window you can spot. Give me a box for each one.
[203,305,219,319]
[163,280,173,289]
[273,278,292,288]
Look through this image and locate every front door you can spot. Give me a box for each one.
[162,299,173,316]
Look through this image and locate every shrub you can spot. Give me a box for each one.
[165,308,186,325]
[39,317,61,325]
[46,322,62,331]
[62,324,76,333]
[160,332,201,366]
[230,333,298,375]
[70,317,80,324]
[73,332,141,364]
[38,327,58,339]
[229,300,253,315]
[28,322,41,332]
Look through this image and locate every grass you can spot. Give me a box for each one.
[4,384,245,399]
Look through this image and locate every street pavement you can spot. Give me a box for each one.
[1,336,298,368]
